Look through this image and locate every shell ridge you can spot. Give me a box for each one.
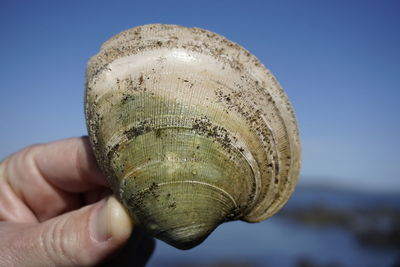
[131,180,238,210]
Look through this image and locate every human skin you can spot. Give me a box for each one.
[0,137,154,266]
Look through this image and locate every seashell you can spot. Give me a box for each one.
[85,24,301,250]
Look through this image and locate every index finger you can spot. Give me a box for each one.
[33,136,109,191]
[3,136,108,196]
[0,136,110,222]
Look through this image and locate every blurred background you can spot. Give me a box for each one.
[1,1,399,266]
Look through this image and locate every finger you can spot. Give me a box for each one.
[1,137,107,221]
[0,167,37,222]
[0,196,135,267]
[84,188,112,205]
[31,136,108,191]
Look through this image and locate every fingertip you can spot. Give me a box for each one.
[107,196,134,242]
[76,136,109,188]
[91,196,133,243]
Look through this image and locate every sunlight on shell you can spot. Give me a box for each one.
[85,24,301,249]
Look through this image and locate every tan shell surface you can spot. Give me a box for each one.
[85,24,300,249]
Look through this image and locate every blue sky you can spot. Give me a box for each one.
[0,0,399,191]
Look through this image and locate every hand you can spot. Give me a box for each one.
[0,137,154,266]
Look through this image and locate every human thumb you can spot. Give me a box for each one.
[0,196,133,266]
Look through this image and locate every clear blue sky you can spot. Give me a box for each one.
[1,0,399,191]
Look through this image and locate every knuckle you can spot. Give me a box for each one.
[40,218,81,266]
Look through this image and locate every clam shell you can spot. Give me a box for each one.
[85,24,301,249]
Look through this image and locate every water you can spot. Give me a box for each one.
[146,186,400,267]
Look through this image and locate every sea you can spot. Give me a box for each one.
[146,184,400,267]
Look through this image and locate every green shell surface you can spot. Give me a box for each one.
[85,24,301,249]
